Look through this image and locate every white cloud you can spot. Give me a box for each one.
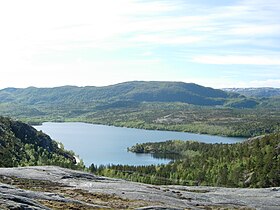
[192,55,280,65]
[1,0,279,52]
[0,0,279,88]
[131,35,204,45]
[228,24,280,36]
[0,58,162,89]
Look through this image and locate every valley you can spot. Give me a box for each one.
[1,81,279,137]
[0,81,279,209]
[1,0,280,208]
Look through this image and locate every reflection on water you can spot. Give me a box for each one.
[151,153,182,160]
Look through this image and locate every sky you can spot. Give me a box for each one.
[0,0,280,89]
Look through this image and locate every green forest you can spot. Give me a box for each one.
[94,134,280,188]
[0,82,279,188]
[0,82,280,137]
[2,115,278,188]
[0,117,85,170]
[1,103,280,137]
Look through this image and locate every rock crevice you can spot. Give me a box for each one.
[0,166,279,209]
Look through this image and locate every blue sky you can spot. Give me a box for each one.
[0,0,279,88]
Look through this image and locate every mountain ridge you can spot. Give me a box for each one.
[223,87,280,98]
[0,81,255,107]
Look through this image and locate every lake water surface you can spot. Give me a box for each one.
[34,122,245,166]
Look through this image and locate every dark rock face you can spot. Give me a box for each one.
[0,166,279,209]
[10,120,55,152]
[0,117,77,167]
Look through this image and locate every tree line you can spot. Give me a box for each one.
[92,134,280,188]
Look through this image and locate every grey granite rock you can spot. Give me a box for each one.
[0,166,279,209]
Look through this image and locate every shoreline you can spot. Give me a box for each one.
[30,119,250,138]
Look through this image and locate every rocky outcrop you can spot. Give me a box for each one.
[0,117,77,167]
[0,166,279,209]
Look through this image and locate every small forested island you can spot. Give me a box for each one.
[1,82,280,188]
[1,0,280,208]
[0,82,279,208]
[0,82,279,189]
[95,135,280,188]
[0,116,279,209]
[1,117,278,209]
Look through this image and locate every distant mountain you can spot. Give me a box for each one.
[0,81,256,107]
[0,117,80,168]
[223,87,280,98]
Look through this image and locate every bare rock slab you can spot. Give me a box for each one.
[0,166,279,209]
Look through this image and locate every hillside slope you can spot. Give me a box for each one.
[0,117,82,169]
[122,134,280,188]
[0,81,245,106]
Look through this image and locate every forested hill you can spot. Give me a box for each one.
[99,134,280,188]
[0,81,255,107]
[0,117,83,169]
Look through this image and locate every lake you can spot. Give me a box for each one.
[34,122,245,166]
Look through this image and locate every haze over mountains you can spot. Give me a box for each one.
[0,81,259,108]
[223,87,280,98]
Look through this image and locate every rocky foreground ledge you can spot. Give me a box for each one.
[0,166,279,210]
